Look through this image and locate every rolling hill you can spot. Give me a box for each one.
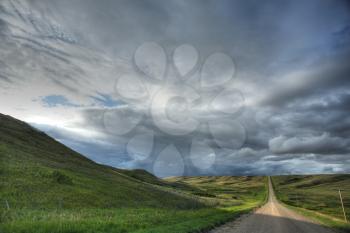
[0,113,201,210]
[0,113,267,233]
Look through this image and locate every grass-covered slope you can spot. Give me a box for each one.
[0,113,201,210]
[0,113,267,233]
[167,176,267,207]
[272,175,350,232]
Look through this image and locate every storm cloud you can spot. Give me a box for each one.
[0,0,350,176]
[269,133,350,155]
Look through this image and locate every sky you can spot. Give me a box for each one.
[0,0,350,176]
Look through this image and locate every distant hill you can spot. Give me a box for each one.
[0,113,202,210]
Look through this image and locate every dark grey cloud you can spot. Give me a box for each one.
[269,133,350,155]
[1,0,350,176]
[258,52,350,108]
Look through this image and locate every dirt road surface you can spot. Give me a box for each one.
[209,177,334,233]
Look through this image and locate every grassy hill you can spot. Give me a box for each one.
[0,113,267,233]
[272,175,350,232]
[167,176,267,207]
[0,113,200,210]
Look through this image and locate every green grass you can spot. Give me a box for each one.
[272,175,350,232]
[0,113,267,233]
[1,205,257,233]
[167,176,268,207]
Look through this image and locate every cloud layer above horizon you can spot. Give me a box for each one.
[1,0,350,176]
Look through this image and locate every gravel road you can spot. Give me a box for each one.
[209,177,334,233]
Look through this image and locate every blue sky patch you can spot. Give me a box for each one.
[41,95,79,108]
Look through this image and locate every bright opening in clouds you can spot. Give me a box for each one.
[1,0,350,176]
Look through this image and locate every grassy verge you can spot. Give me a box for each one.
[1,204,255,233]
[1,179,266,233]
[272,175,350,233]
[1,175,266,233]
[284,205,350,233]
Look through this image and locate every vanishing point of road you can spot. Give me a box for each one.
[210,177,334,233]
